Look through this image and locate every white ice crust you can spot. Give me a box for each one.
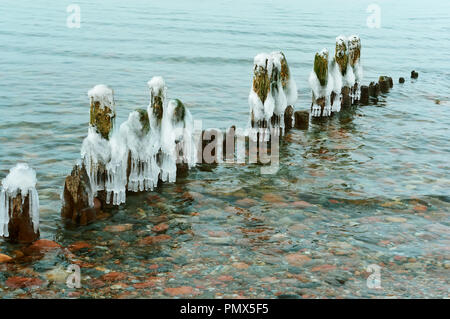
[81,78,196,207]
[248,52,298,138]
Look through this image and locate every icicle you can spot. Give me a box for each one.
[0,163,39,238]
[0,189,9,237]
[81,127,111,204]
[348,35,363,102]
[160,99,197,183]
[82,84,116,205]
[309,49,334,117]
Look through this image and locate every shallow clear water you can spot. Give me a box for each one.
[0,0,449,298]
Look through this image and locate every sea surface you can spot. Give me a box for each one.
[0,0,449,298]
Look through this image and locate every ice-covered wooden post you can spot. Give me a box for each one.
[104,108,157,206]
[334,36,353,109]
[348,35,363,103]
[277,52,298,130]
[0,163,40,243]
[82,84,115,201]
[378,76,393,93]
[249,52,297,138]
[161,98,197,182]
[148,76,165,131]
[309,49,332,117]
[62,84,115,225]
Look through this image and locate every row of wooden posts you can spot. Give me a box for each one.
[1,38,419,243]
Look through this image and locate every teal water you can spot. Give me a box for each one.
[0,0,449,298]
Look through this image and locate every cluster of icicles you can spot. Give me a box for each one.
[309,35,363,117]
[81,77,197,206]
[0,163,39,237]
[248,51,298,141]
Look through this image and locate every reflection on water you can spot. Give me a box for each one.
[0,0,449,298]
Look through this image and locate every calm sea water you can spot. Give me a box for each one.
[0,0,449,298]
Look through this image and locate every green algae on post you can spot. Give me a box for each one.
[309,49,332,117]
[335,36,348,76]
[88,85,116,140]
[248,52,297,140]
[314,50,329,87]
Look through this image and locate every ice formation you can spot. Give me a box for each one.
[0,163,39,237]
[81,125,111,204]
[309,49,334,117]
[310,35,364,116]
[105,110,160,205]
[248,52,297,139]
[87,84,115,112]
[329,60,343,112]
[78,77,197,207]
[81,84,115,205]
[348,35,363,101]
[160,99,197,182]
[148,76,166,132]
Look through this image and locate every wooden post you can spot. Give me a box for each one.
[62,85,115,225]
[89,85,116,140]
[335,37,349,77]
[1,163,40,243]
[148,76,165,126]
[294,110,309,130]
[369,81,380,98]
[61,164,96,225]
[379,76,390,93]
[341,86,352,108]
[284,105,294,130]
[359,85,369,105]
[310,49,331,117]
[348,35,362,103]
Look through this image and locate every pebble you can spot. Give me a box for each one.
[5,276,44,289]
[285,253,311,267]
[152,223,169,233]
[164,286,194,296]
[30,239,61,251]
[104,224,133,232]
[0,253,13,263]
[386,217,407,223]
[235,198,258,207]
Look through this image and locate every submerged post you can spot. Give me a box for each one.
[0,163,40,243]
